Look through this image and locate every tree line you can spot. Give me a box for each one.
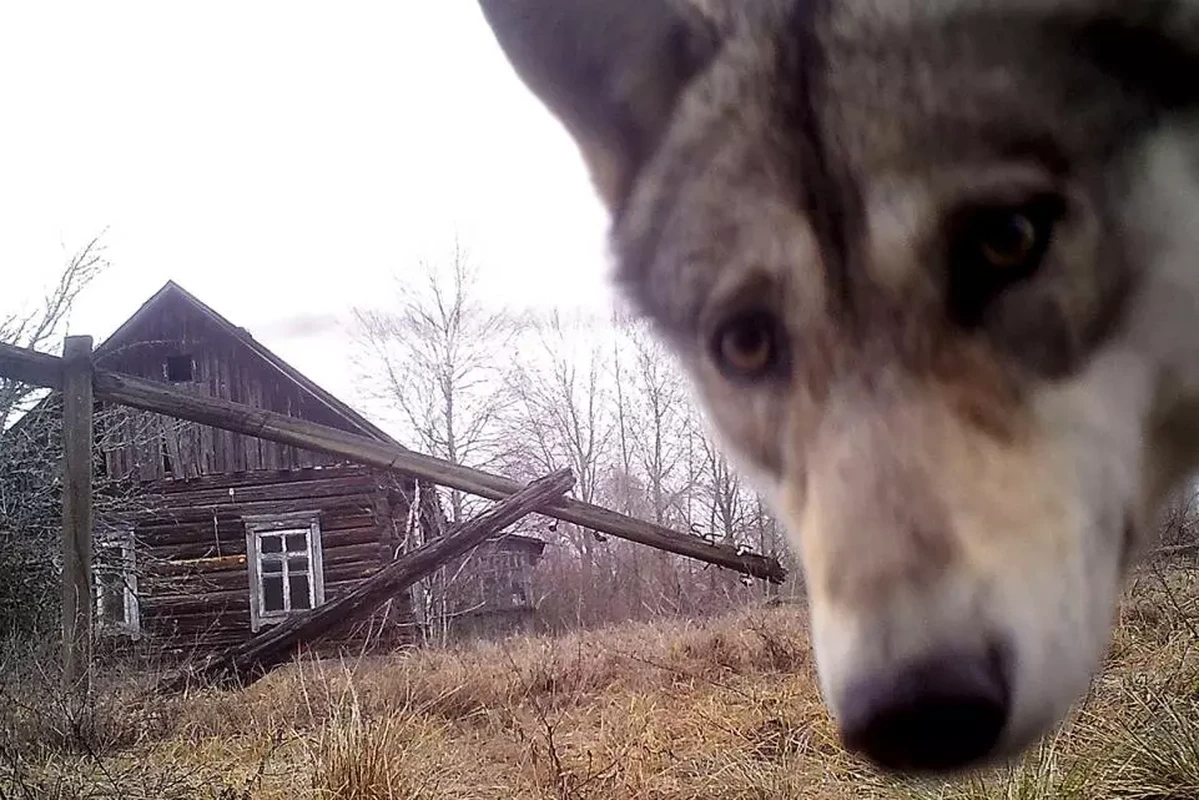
[348,242,800,633]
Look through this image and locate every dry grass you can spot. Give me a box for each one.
[3,568,1198,799]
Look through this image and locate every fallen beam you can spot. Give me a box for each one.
[161,469,575,691]
[0,342,787,582]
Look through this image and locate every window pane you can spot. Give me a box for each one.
[261,535,283,554]
[287,555,308,573]
[289,575,311,610]
[263,576,284,612]
[262,558,283,574]
[285,533,307,553]
[100,583,124,622]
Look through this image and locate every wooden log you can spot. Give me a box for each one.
[320,562,380,585]
[153,465,378,493]
[143,589,249,615]
[156,474,380,506]
[146,493,376,519]
[141,572,249,596]
[0,341,64,389]
[0,342,787,583]
[61,336,94,692]
[144,525,379,563]
[144,610,252,636]
[148,553,249,574]
[160,469,575,692]
[321,542,387,566]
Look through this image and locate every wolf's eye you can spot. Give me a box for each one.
[960,196,1062,275]
[711,310,785,380]
[949,194,1065,326]
[979,212,1038,269]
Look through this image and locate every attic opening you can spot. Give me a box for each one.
[164,354,194,383]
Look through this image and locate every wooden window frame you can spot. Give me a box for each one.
[94,526,140,639]
[243,511,325,633]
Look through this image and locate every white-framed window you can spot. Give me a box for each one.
[243,512,325,632]
[94,526,140,639]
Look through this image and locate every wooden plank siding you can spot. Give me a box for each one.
[93,303,364,481]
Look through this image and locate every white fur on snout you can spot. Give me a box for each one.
[806,568,990,726]
[797,345,1152,761]
[995,347,1152,751]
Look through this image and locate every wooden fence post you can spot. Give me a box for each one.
[62,335,94,692]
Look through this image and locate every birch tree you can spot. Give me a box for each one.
[351,241,515,523]
[506,312,611,567]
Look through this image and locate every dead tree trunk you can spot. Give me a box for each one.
[161,469,574,692]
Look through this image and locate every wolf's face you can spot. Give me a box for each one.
[479,0,1199,774]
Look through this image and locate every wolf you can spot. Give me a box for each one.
[476,0,1199,776]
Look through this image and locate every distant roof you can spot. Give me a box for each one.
[494,532,547,552]
[95,279,399,446]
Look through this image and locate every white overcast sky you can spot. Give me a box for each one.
[0,2,616,424]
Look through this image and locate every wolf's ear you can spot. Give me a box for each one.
[1058,4,1199,111]
[478,0,719,212]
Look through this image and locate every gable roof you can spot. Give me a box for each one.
[10,280,400,448]
[101,280,399,445]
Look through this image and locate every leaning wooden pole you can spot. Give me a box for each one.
[161,469,575,692]
[0,342,786,583]
[61,335,94,693]
[92,371,785,582]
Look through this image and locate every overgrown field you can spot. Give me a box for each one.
[3,568,1199,800]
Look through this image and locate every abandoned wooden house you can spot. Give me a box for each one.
[423,530,547,639]
[7,280,546,657]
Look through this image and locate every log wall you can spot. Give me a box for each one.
[120,466,419,656]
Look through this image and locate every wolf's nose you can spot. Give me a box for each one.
[839,646,1010,773]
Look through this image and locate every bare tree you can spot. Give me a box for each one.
[350,241,521,644]
[626,322,693,528]
[700,433,745,547]
[604,321,701,614]
[506,312,612,567]
[351,240,516,524]
[1153,477,1199,558]
[349,276,789,633]
[0,236,108,432]
[609,313,637,517]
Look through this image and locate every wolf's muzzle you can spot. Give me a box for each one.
[838,640,1012,772]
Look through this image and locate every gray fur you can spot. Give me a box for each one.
[478,0,1199,775]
